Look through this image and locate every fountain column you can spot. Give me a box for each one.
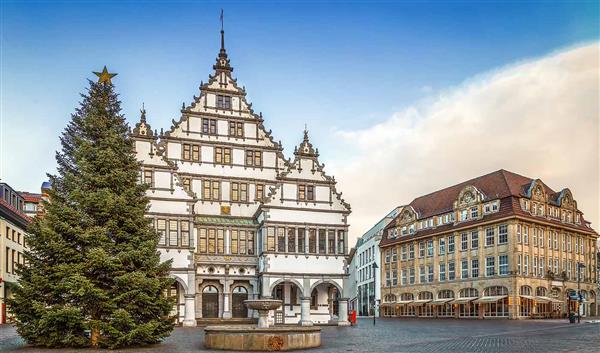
[299,296,313,326]
[222,279,232,319]
[183,294,196,326]
[337,298,350,326]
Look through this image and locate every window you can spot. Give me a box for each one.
[498,224,508,244]
[448,261,455,280]
[419,241,425,258]
[471,231,479,249]
[518,255,522,274]
[420,265,426,283]
[499,255,508,275]
[277,228,285,252]
[539,256,544,277]
[486,256,495,276]
[308,229,316,253]
[517,224,522,243]
[409,268,415,284]
[460,209,468,221]
[157,219,166,245]
[143,170,153,186]
[485,227,494,246]
[408,243,414,259]
[255,184,264,201]
[427,240,434,257]
[327,230,336,254]
[217,229,224,254]
[524,255,529,275]
[448,236,455,253]
[307,185,314,201]
[228,121,244,137]
[214,147,232,164]
[427,265,434,282]
[392,269,398,286]
[230,182,248,202]
[180,221,190,247]
[198,228,207,253]
[461,260,469,278]
[471,259,479,278]
[202,118,217,134]
[182,176,192,192]
[231,230,239,254]
[183,144,191,160]
[337,230,345,255]
[203,180,220,201]
[539,229,544,248]
[245,150,262,167]
[401,245,407,260]
[401,269,407,285]
[439,263,446,281]
[461,233,468,251]
[296,228,305,253]
[267,227,276,251]
[216,94,232,109]
[553,231,558,249]
[533,228,538,246]
[533,257,538,276]
[439,238,446,255]
[523,226,529,244]
[471,207,478,218]
[318,229,326,254]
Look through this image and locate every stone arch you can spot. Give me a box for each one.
[269,278,304,294]
[170,274,188,294]
[309,279,342,293]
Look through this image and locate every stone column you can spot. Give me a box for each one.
[182,294,197,327]
[337,298,350,326]
[299,296,313,326]
[222,280,232,319]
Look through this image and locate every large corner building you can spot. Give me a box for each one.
[131,28,351,326]
[379,169,598,319]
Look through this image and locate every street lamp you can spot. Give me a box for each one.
[372,262,378,326]
[577,263,586,323]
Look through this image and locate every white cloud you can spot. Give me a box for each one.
[332,43,600,245]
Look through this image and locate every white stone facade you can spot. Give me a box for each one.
[131,30,350,326]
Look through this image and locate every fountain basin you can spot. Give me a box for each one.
[204,325,321,351]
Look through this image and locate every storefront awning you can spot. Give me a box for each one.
[431,298,454,305]
[452,297,478,304]
[396,300,413,305]
[408,299,432,306]
[520,295,537,301]
[473,295,507,304]
[540,296,563,304]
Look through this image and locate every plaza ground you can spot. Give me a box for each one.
[0,318,599,352]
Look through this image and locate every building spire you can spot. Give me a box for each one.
[214,9,233,72]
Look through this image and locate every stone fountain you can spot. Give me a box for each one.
[203,299,321,351]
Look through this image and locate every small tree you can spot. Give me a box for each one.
[8,70,174,348]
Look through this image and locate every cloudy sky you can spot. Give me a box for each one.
[1,1,598,243]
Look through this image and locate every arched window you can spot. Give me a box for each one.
[459,288,479,298]
[233,286,247,294]
[384,294,397,303]
[400,293,414,301]
[520,286,532,296]
[484,286,508,296]
[438,290,454,299]
[203,285,218,293]
[418,291,433,300]
[535,287,547,297]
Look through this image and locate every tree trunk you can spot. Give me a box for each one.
[90,325,100,348]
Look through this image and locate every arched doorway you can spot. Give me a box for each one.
[272,281,302,324]
[232,286,248,318]
[202,285,219,318]
[310,281,341,323]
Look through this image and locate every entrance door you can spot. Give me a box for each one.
[202,285,219,318]
[232,286,248,318]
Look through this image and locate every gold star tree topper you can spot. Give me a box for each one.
[93,66,118,84]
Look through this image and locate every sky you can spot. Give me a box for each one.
[1,1,599,243]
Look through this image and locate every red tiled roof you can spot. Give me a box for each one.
[379,170,596,247]
[20,192,42,203]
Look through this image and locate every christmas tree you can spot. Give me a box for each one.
[7,67,174,348]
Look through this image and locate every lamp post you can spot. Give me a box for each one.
[372,262,378,326]
[577,263,586,323]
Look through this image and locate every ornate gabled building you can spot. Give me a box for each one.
[379,169,598,320]
[131,28,351,326]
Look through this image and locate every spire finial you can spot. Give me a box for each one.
[140,103,147,122]
[220,9,225,51]
[304,124,309,141]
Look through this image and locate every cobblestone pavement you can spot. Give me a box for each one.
[1,318,599,352]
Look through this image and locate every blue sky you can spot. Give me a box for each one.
[1,1,599,233]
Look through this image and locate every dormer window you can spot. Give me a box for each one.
[492,201,499,212]
[524,200,530,211]
[216,95,232,109]
[460,209,468,221]
[470,207,478,219]
[576,213,581,224]
[401,226,407,236]
[409,224,415,234]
